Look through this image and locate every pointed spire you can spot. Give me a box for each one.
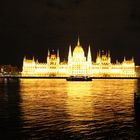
[57,49,59,58]
[124,56,126,61]
[97,51,98,57]
[23,56,26,64]
[36,59,38,63]
[132,57,134,62]
[47,49,50,63]
[99,50,101,57]
[47,49,50,57]
[24,56,26,61]
[57,49,60,64]
[88,45,91,57]
[33,56,35,61]
[88,45,92,62]
[77,37,80,46]
[68,45,72,64]
[108,50,110,57]
[68,45,72,58]
[106,50,107,56]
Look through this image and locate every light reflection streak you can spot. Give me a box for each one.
[66,82,94,121]
[66,80,137,132]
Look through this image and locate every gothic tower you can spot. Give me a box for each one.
[57,49,60,64]
[68,45,72,65]
[47,49,50,64]
[87,45,92,63]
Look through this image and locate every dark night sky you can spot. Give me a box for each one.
[0,0,140,68]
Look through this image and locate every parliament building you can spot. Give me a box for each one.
[22,39,136,77]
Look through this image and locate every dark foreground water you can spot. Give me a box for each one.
[0,79,140,140]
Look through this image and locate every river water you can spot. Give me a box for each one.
[0,79,140,139]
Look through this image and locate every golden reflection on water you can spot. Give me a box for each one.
[19,79,138,134]
[65,80,138,132]
[66,82,94,122]
[19,79,68,127]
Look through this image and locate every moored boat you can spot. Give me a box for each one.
[66,76,92,81]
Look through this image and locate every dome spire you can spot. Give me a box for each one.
[77,36,80,46]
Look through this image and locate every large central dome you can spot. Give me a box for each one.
[74,46,84,53]
[73,38,84,58]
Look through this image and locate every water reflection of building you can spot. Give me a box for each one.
[66,79,137,135]
[66,82,93,122]
[22,38,136,77]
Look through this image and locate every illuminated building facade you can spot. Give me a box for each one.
[22,39,136,77]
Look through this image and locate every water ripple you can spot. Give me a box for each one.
[0,79,140,139]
